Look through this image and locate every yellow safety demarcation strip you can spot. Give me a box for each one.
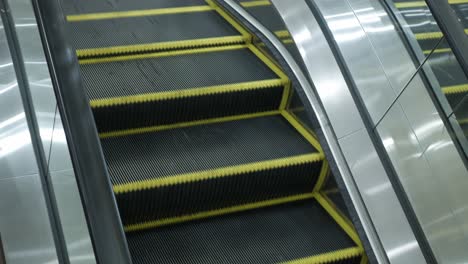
[206,0,252,42]
[124,192,315,232]
[415,31,444,40]
[322,188,339,195]
[360,255,369,264]
[281,247,363,264]
[248,44,291,109]
[90,79,284,108]
[321,192,356,235]
[113,153,324,194]
[395,1,427,8]
[395,0,468,8]
[281,110,323,153]
[282,39,294,44]
[76,36,246,58]
[240,0,271,8]
[275,30,291,39]
[80,44,247,64]
[313,161,330,193]
[442,84,468,94]
[66,5,214,21]
[287,108,319,139]
[100,110,281,138]
[315,193,362,247]
[423,48,452,55]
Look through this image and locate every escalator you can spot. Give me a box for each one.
[60,0,365,262]
[392,0,468,136]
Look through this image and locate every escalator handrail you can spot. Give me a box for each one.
[219,0,386,262]
[30,0,132,263]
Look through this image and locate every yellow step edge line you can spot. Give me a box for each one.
[313,161,330,193]
[281,110,323,153]
[322,188,339,195]
[77,36,246,60]
[280,246,363,264]
[67,5,214,22]
[90,79,284,108]
[206,0,252,41]
[288,109,319,141]
[360,254,369,264]
[275,30,291,38]
[315,193,363,248]
[415,29,468,41]
[423,48,452,55]
[442,83,468,94]
[395,0,468,8]
[248,44,291,109]
[124,192,315,232]
[240,1,271,8]
[100,110,281,138]
[321,192,356,235]
[113,153,324,194]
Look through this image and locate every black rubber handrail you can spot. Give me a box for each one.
[29,0,132,263]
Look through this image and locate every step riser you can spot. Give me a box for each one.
[93,87,284,133]
[117,161,322,227]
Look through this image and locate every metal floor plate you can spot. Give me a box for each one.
[81,47,279,100]
[126,199,359,264]
[101,114,318,185]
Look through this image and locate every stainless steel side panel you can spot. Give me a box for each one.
[271,0,426,263]
[313,0,468,263]
[0,16,58,264]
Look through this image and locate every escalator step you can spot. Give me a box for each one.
[126,199,362,264]
[67,9,245,57]
[242,4,289,38]
[61,0,207,16]
[80,45,287,133]
[102,114,323,228]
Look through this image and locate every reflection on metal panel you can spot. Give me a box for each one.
[0,14,59,264]
[270,0,426,263]
[314,0,468,262]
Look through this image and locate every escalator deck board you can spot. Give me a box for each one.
[126,199,361,264]
[67,10,243,56]
[61,0,207,16]
[80,46,280,102]
[102,114,319,186]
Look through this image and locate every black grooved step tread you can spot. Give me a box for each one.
[326,192,351,221]
[103,114,318,185]
[61,0,207,15]
[126,199,361,264]
[81,47,278,100]
[105,115,323,225]
[244,5,287,35]
[67,11,241,53]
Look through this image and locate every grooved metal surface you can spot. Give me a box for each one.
[327,192,351,220]
[102,115,317,185]
[81,48,278,100]
[118,162,321,225]
[94,87,283,132]
[126,199,357,264]
[244,5,286,34]
[67,11,240,51]
[60,0,207,15]
[428,53,468,87]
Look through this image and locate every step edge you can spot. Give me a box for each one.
[77,37,247,59]
[113,153,324,194]
[280,246,363,264]
[124,192,316,232]
[89,79,285,108]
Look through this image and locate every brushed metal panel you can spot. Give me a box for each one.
[8,0,58,159]
[314,0,396,125]
[272,0,364,139]
[376,103,468,263]
[345,0,418,94]
[0,174,58,264]
[51,170,96,264]
[339,128,426,264]
[0,17,38,178]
